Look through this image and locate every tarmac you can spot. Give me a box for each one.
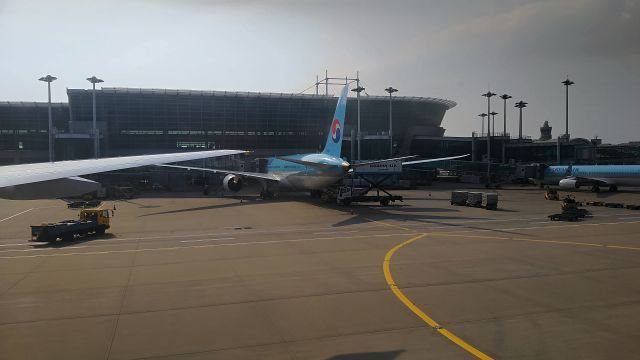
[1,185,640,359]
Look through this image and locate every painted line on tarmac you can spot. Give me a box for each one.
[312,230,359,235]
[0,237,240,254]
[0,232,413,259]
[0,208,33,223]
[433,233,640,251]
[0,224,390,248]
[397,213,636,229]
[444,219,640,233]
[383,233,494,360]
[363,217,414,232]
[180,237,235,243]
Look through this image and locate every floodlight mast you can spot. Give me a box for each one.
[490,111,498,135]
[562,77,574,139]
[351,73,365,161]
[482,91,496,185]
[478,113,487,135]
[515,101,528,140]
[86,76,104,158]
[38,75,57,162]
[385,87,398,157]
[499,94,512,135]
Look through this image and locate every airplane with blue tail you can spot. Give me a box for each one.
[540,164,640,192]
[162,85,469,198]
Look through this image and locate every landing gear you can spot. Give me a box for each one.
[310,190,323,199]
[609,185,618,192]
[591,185,601,193]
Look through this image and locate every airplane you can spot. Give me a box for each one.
[161,85,469,198]
[539,164,640,192]
[0,150,244,200]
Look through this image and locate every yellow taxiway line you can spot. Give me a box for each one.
[383,233,494,360]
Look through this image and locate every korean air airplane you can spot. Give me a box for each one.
[163,85,468,198]
[540,164,640,192]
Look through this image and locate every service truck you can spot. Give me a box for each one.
[31,207,111,242]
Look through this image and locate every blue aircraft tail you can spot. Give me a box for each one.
[321,85,349,157]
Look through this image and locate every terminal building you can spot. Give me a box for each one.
[1,86,638,175]
[0,87,455,164]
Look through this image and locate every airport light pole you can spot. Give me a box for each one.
[38,75,57,162]
[384,87,398,157]
[478,113,487,136]
[490,111,498,135]
[482,91,496,184]
[562,77,574,140]
[86,76,104,158]
[499,94,511,136]
[351,83,365,160]
[515,101,528,140]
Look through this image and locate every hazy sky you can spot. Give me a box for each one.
[1,0,638,143]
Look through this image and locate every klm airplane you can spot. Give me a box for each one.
[164,85,468,198]
[541,164,640,192]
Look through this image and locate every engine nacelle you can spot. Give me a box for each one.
[223,174,242,192]
[559,178,578,189]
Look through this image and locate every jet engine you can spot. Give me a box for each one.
[559,178,579,189]
[223,174,242,192]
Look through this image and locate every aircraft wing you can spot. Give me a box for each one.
[351,156,418,168]
[158,164,282,181]
[402,154,469,165]
[0,150,244,189]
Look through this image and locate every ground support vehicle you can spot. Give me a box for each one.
[549,195,589,221]
[31,208,111,242]
[336,186,402,206]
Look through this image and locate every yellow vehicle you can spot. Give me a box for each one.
[31,207,111,242]
[79,207,111,233]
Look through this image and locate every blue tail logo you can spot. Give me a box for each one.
[330,118,341,143]
[322,85,349,156]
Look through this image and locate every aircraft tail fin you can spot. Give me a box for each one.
[321,85,349,157]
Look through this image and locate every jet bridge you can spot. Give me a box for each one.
[337,159,404,206]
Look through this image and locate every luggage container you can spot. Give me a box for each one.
[467,192,483,207]
[450,191,468,205]
[483,193,498,210]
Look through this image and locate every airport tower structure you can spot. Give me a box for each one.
[540,121,553,141]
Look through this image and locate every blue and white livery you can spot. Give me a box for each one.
[541,164,640,192]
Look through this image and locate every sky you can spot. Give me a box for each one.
[1,0,638,143]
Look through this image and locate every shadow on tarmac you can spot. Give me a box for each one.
[30,232,117,248]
